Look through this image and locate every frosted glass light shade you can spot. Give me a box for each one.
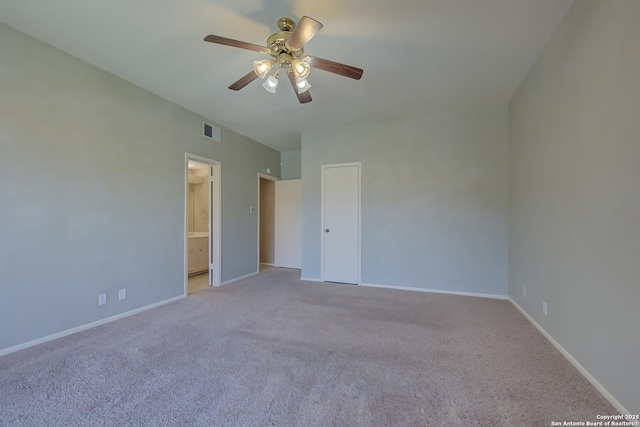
[263,74,279,93]
[292,58,311,79]
[253,59,275,79]
[296,77,311,94]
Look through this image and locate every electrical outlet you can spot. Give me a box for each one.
[98,293,106,306]
[543,301,548,316]
[523,286,526,298]
[118,289,126,300]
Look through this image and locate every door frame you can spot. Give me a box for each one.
[257,173,279,272]
[184,153,222,295]
[321,162,362,284]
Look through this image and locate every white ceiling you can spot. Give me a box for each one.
[0,0,574,152]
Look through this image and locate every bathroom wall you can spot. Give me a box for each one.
[191,168,209,232]
[188,184,195,232]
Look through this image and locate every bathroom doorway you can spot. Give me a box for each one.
[185,154,221,294]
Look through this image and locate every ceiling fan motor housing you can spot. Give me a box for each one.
[267,30,304,58]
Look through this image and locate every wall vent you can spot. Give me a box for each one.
[203,122,221,142]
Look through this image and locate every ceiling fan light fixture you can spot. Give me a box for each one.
[263,71,279,93]
[253,59,275,79]
[292,58,311,79]
[204,16,364,104]
[295,77,311,94]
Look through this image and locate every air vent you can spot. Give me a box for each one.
[203,122,221,142]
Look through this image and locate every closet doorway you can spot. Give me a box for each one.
[258,174,278,271]
[185,154,221,295]
[258,174,302,272]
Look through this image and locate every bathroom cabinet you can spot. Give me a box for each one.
[188,236,208,274]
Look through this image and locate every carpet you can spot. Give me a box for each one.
[0,267,616,426]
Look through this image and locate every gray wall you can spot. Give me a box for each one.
[0,23,280,352]
[301,107,509,295]
[280,150,301,180]
[508,0,639,413]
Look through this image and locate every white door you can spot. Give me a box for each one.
[207,163,221,287]
[208,170,215,286]
[322,163,360,284]
[275,179,302,269]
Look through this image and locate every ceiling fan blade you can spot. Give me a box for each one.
[285,16,323,50]
[287,71,312,104]
[228,70,259,91]
[308,56,363,80]
[204,35,266,53]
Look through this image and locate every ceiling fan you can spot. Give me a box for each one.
[204,16,364,104]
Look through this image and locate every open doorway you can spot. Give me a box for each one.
[185,154,221,295]
[258,173,278,272]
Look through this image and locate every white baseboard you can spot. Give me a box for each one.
[259,263,276,267]
[300,276,324,282]
[508,298,630,415]
[221,271,258,286]
[359,282,508,300]
[0,295,185,357]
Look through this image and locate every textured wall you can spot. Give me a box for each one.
[301,106,509,296]
[0,23,280,351]
[508,0,640,413]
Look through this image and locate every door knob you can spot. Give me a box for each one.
[325,229,330,233]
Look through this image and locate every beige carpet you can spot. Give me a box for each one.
[0,267,616,426]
